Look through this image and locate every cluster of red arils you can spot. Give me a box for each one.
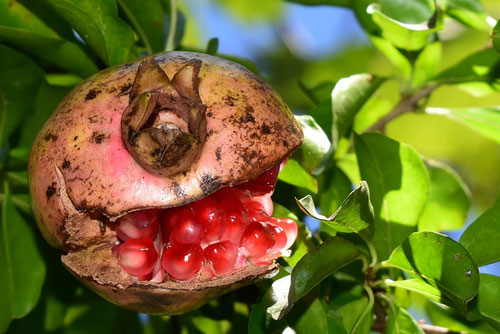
[112,165,298,282]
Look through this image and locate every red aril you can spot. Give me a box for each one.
[247,209,270,224]
[267,224,287,253]
[219,198,249,222]
[193,197,226,243]
[244,200,265,212]
[160,207,182,242]
[215,187,252,203]
[221,215,249,245]
[169,208,202,244]
[270,217,298,250]
[236,165,279,196]
[116,238,158,277]
[204,240,238,276]
[250,195,273,216]
[240,222,275,260]
[116,210,159,241]
[162,243,204,280]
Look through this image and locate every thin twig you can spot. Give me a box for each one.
[365,84,439,133]
[165,0,177,52]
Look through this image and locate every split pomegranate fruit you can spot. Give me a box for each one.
[28,52,303,314]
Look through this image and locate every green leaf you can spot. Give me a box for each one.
[265,237,359,319]
[249,299,290,334]
[386,302,424,334]
[46,0,139,65]
[386,278,447,303]
[338,287,374,334]
[292,115,330,174]
[425,300,495,333]
[368,2,443,51]
[214,0,283,22]
[0,194,32,216]
[336,153,361,185]
[298,80,335,106]
[494,20,500,53]
[434,48,500,84]
[278,159,318,193]
[45,73,82,87]
[291,238,359,299]
[20,82,72,148]
[368,35,412,79]
[418,160,471,232]
[353,80,399,132]
[0,45,44,146]
[286,298,328,334]
[285,0,350,6]
[326,311,348,334]
[0,27,98,78]
[307,99,333,139]
[459,204,500,267]
[296,181,374,235]
[441,0,490,31]
[354,133,429,260]
[63,293,142,333]
[0,0,98,77]
[412,41,442,86]
[330,74,384,156]
[426,107,500,144]
[318,167,352,218]
[6,171,28,188]
[383,232,480,317]
[478,274,500,331]
[378,0,435,23]
[0,183,46,332]
[206,37,219,55]
[117,0,165,53]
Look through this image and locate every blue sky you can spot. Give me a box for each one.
[184,0,368,61]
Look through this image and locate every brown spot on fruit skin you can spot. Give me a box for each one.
[215,147,222,160]
[118,84,132,96]
[44,133,58,141]
[46,184,56,199]
[85,89,100,100]
[172,182,187,199]
[92,132,105,144]
[62,160,71,169]
[200,174,221,196]
[261,124,271,134]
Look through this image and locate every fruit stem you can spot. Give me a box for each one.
[165,0,178,52]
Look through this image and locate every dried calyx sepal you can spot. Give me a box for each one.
[121,57,207,176]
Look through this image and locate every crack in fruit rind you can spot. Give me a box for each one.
[114,170,298,282]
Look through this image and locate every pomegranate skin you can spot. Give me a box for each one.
[28,51,302,315]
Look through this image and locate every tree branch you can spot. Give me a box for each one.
[364,84,439,133]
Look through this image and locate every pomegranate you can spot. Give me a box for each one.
[28,51,303,314]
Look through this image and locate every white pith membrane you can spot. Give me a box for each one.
[111,164,298,283]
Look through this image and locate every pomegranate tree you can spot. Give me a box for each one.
[28,51,303,314]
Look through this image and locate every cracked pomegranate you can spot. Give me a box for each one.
[113,169,296,282]
[29,51,303,314]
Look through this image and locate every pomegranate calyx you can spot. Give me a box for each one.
[121,57,207,177]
